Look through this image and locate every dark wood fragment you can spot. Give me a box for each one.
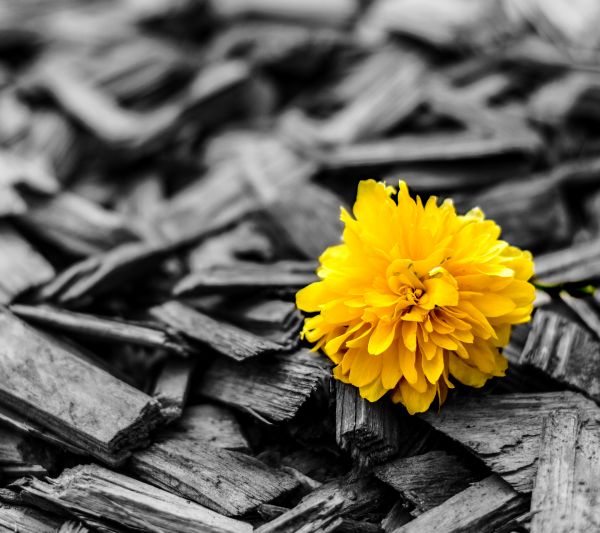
[336,383,400,466]
[0,426,50,479]
[38,241,173,305]
[11,304,189,356]
[0,503,64,533]
[130,435,299,517]
[559,291,600,338]
[173,404,249,451]
[530,409,581,533]
[173,260,318,297]
[534,237,600,284]
[420,391,600,493]
[15,464,251,533]
[0,223,55,305]
[152,358,196,423]
[150,300,289,361]
[374,451,479,516]
[255,475,390,533]
[520,308,600,402]
[196,349,331,423]
[0,308,162,466]
[393,475,528,533]
[18,192,140,256]
[381,502,412,532]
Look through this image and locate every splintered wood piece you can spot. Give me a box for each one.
[0,308,162,466]
[393,475,527,533]
[336,383,400,466]
[173,261,318,297]
[58,522,90,533]
[419,391,600,492]
[534,237,600,284]
[38,241,173,304]
[18,192,140,257]
[0,504,64,533]
[265,183,344,260]
[560,291,600,339]
[130,436,299,517]
[16,464,251,533]
[174,404,249,451]
[0,426,49,479]
[520,308,600,402]
[322,129,542,171]
[381,502,412,532]
[374,451,479,516]
[11,304,189,356]
[0,223,55,305]
[152,358,196,422]
[150,301,288,361]
[530,409,581,533]
[255,475,389,533]
[196,349,331,423]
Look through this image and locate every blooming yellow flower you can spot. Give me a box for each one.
[296,180,535,414]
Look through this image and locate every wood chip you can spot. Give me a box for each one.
[173,261,318,297]
[520,308,600,402]
[173,404,249,452]
[336,382,400,466]
[150,300,289,361]
[11,304,189,356]
[0,504,64,533]
[255,475,390,533]
[0,308,162,466]
[130,434,299,516]
[419,391,600,492]
[534,237,600,284]
[196,349,331,423]
[16,464,251,533]
[0,223,55,305]
[152,358,196,422]
[392,475,528,533]
[374,451,479,516]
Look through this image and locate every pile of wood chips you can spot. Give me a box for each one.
[2,0,600,531]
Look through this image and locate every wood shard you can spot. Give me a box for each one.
[173,260,318,297]
[11,304,189,356]
[0,223,55,305]
[150,300,289,361]
[0,503,64,533]
[374,451,479,516]
[152,358,196,423]
[0,308,162,466]
[15,464,251,533]
[130,435,299,516]
[196,349,331,423]
[419,391,600,492]
[520,308,600,402]
[173,404,249,451]
[530,409,581,533]
[255,475,389,533]
[336,382,400,466]
[393,475,527,533]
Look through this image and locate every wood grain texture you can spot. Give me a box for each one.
[530,409,581,533]
[130,436,299,516]
[393,475,528,533]
[0,223,55,305]
[173,404,249,451]
[16,464,251,533]
[520,308,600,401]
[419,391,600,492]
[0,308,162,465]
[336,382,400,466]
[196,349,331,423]
[374,451,479,516]
[0,504,64,533]
[150,300,289,361]
[255,475,390,533]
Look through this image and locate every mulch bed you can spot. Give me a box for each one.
[1,1,600,531]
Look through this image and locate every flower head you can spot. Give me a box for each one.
[296,180,535,414]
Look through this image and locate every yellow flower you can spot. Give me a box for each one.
[296,180,535,414]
